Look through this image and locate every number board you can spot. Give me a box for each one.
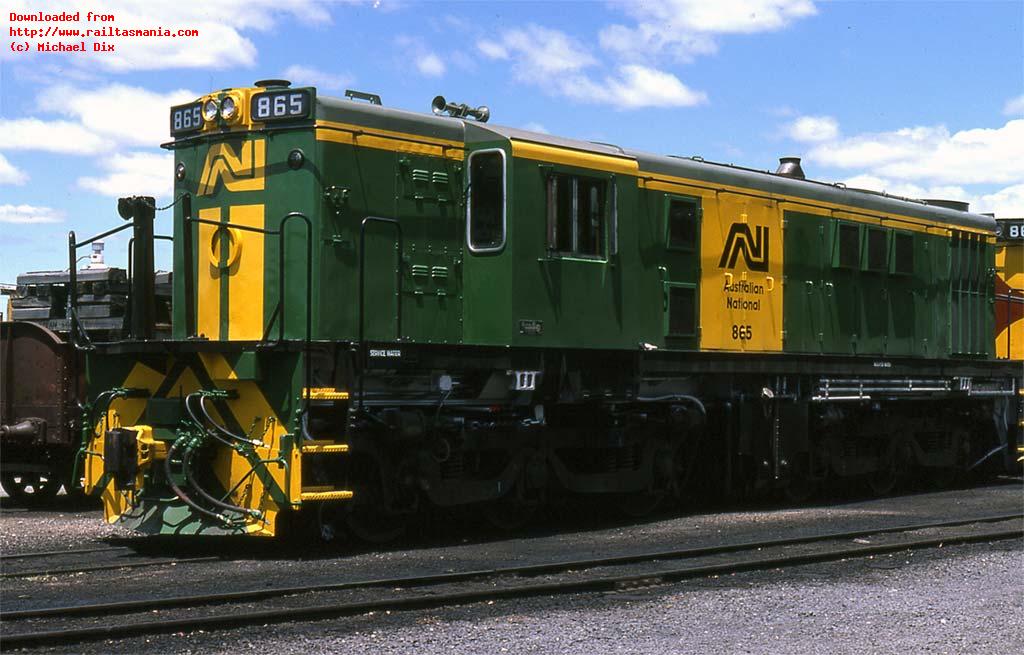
[996,219,1024,243]
[170,102,203,136]
[250,90,311,122]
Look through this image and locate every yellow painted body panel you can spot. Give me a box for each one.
[315,120,464,160]
[83,354,296,537]
[226,204,265,341]
[197,140,266,196]
[700,193,784,352]
[995,240,1024,360]
[195,204,265,342]
[83,361,166,523]
[197,207,221,339]
[511,140,639,176]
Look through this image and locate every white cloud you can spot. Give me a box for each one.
[601,0,816,62]
[77,152,173,200]
[1003,94,1024,116]
[808,119,1024,185]
[38,84,196,148]
[842,175,1024,219]
[417,53,446,77]
[561,65,708,109]
[0,118,109,154]
[476,39,509,60]
[975,183,1024,217]
[489,25,596,77]
[2,0,331,71]
[283,65,353,92]
[477,27,704,109]
[521,122,549,134]
[0,204,64,224]
[786,115,839,142]
[395,35,447,78]
[0,154,28,185]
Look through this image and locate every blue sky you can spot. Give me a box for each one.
[1,0,1022,284]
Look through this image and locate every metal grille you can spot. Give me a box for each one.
[667,286,696,336]
[867,228,887,271]
[893,233,914,274]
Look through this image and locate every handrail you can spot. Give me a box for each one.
[183,211,314,416]
[357,216,404,409]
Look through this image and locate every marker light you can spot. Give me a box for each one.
[202,99,219,122]
[175,163,186,181]
[219,96,237,121]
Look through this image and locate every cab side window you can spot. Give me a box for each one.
[468,150,506,252]
[546,173,607,258]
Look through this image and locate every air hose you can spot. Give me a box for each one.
[181,446,259,520]
[198,394,262,446]
[163,437,232,525]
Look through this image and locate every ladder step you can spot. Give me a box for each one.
[301,442,350,454]
[303,387,351,400]
[300,489,354,502]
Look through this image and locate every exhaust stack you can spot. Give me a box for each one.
[775,156,806,180]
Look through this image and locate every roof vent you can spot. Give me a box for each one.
[775,156,805,179]
[923,199,969,212]
[254,79,290,88]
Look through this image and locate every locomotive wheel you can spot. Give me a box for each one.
[782,457,819,504]
[1,473,61,503]
[867,438,915,496]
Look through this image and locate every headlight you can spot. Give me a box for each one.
[219,96,237,121]
[202,99,219,122]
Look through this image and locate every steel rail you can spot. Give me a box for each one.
[3,513,1019,623]
[0,545,130,562]
[2,524,1019,648]
[1,555,222,579]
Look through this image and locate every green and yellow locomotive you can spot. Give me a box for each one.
[78,81,1022,538]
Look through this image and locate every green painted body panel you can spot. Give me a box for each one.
[782,211,994,358]
[163,91,996,359]
[171,131,318,343]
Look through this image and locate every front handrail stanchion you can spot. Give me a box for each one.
[67,231,78,349]
[180,211,314,418]
[66,220,135,350]
[357,216,403,410]
[182,194,195,338]
[276,212,313,416]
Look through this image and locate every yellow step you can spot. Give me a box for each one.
[303,387,350,400]
[300,489,355,502]
[301,441,350,454]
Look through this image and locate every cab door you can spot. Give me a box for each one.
[660,193,701,350]
[461,137,513,346]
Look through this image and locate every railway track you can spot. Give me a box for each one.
[0,545,129,562]
[2,513,1020,649]
[0,543,221,579]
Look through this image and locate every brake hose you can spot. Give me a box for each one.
[199,395,261,446]
[184,394,236,449]
[182,446,257,519]
[163,438,230,525]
